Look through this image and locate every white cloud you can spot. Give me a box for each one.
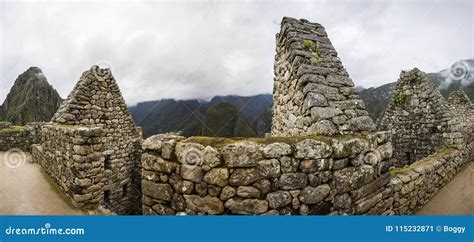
[0,0,472,104]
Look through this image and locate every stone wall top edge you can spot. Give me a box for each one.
[390,147,460,178]
[142,131,391,153]
[0,125,30,132]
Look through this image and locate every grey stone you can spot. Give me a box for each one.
[220,186,236,200]
[258,159,281,178]
[266,191,292,208]
[221,142,263,168]
[180,164,203,183]
[142,180,172,201]
[279,173,307,190]
[229,167,260,186]
[304,92,328,110]
[299,185,331,204]
[224,198,269,215]
[280,156,299,173]
[299,159,329,173]
[203,168,229,187]
[295,139,332,159]
[183,195,224,215]
[333,165,375,194]
[236,186,261,198]
[263,143,292,158]
[310,107,343,121]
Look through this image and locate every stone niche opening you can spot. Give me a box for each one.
[122,185,128,197]
[104,190,111,209]
[104,155,112,170]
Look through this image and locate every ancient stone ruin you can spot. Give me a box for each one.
[272,17,375,136]
[379,68,464,167]
[448,90,474,143]
[32,66,143,214]
[0,122,42,151]
[0,17,472,216]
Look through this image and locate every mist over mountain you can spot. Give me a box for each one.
[0,67,62,124]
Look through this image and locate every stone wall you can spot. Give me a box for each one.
[140,132,394,215]
[388,145,472,214]
[379,69,464,167]
[448,90,474,143]
[33,66,142,215]
[32,124,105,209]
[0,122,43,151]
[271,17,375,136]
[140,132,472,215]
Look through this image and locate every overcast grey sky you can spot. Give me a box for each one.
[1,0,472,105]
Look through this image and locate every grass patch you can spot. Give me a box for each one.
[302,39,313,50]
[394,91,407,106]
[184,133,369,148]
[0,126,28,132]
[40,169,93,214]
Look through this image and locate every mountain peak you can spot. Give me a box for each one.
[0,67,62,124]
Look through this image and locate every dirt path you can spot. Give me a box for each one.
[0,151,83,215]
[416,162,473,215]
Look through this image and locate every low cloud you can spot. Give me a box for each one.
[1,0,472,105]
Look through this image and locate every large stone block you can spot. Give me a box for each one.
[183,195,224,215]
[279,173,307,190]
[299,185,331,205]
[224,198,269,215]
[333,165,375,194]
[221,142,263,168]
[142,180,172,201]
[295,139,332,159]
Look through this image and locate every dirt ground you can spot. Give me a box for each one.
[0,151,82,215]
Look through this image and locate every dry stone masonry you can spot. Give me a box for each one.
[448,90,474,143]
[272,17,375,136]
[379,68,464,167]
[32,66,143,214]
[0,122,42,151]
[389,147,471,214]
[140,132,394,215]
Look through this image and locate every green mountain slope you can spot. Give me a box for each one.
[0,67,62,124]
[202,102,256,137]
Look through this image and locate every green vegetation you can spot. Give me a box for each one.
[184,133,369,148]
[0,67,62,124]
[40,169,99,214]
[311,42,322,64]
[302,39,313,50]
[394,91,407,105]
[201,102,256,138]
[0,126,27,132]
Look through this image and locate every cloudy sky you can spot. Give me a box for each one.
[1,0,472,105]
